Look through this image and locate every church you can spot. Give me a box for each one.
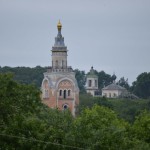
[41,21,79,116]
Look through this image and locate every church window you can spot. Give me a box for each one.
[95,80,97,87]
[88,80,92,87]
[64,90,67,99]
[45,90,49,98]
[59,90,62,96]
[68,90,71,96]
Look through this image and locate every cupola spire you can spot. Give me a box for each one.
[57,20,62,31]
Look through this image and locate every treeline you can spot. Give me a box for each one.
[0,73,150,149]
[0,66,48,87]
[0,66,150,98]
[79,94,150,123]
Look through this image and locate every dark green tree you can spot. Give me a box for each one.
[0,66,48,87]
[96,71,115,93]
[132,110,150,144]
[131,72,150,98]
[0,73,74,150]
[74,69,86,93]
[117,77,130,90]
[68,105,135,150]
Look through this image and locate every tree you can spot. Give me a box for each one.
[96,71,115,94]
[0,73,74,150]
[67,105,133,150]
[74,69,86,93]
[131,72,150,98]
[117,77,130,90]
[132,110,150,143]
[68,104,150,149]
[0,66,47,87]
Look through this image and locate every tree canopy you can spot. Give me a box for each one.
[0,66,150,98]
[131,72,150,98]
[0,73,150,149]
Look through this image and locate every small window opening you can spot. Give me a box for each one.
[59,90,62,96]
[64,90,66,99]
[68,90,71,96]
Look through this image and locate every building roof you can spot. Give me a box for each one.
[87,66,98,78]
[102,83,126,91]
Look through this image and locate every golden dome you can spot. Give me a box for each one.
[57,20,62,30]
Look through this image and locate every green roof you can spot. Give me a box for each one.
[87,66,98,78]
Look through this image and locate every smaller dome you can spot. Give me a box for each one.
[87,66,98,78]
[57,20,62,30]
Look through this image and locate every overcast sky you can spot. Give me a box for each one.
[0,0,150,84]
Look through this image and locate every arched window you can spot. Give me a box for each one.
[95,80,97,87]
[88,80,92,87]
[43,80,49,99]
[68,90,71,96]
[64,90,66,99]
[59,90,62,96]
[45,90,49,98]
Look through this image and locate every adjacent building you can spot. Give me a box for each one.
[102,82,127,98]
[85,67,100,96]
[41,21,79,116]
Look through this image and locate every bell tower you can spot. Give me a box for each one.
[52,20,67,69]
[41,21,79,116]
[85,67,99,96]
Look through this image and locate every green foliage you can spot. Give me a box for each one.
[1,73,150,149]
[109,99,150,123]
[79,94,150,124]
[131,72,150,98]
[0,66,87,93]
[1,66,150,99]
[79,93,94,108]
[79,93,113,112]
[117,77,130,90]
[93,97,113,109]
[96,71,115,93]
[68,105,131,149]
[0,66,47,87]
[132,110,150,143]
[74,69,86,93]
[0,73,79,149]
